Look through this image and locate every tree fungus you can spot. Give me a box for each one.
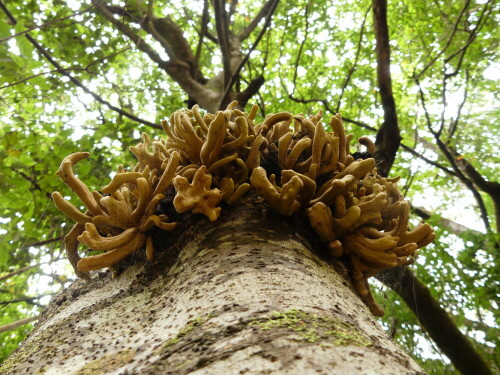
[53,102,434,316]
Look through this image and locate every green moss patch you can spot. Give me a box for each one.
[74,349,135,375]
[249,309,371,347]
[163,316,207,349]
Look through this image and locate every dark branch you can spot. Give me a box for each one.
[0,68,81,90]
[378,267,493,375]
[411,206,482,235]
[0,293,56,306]
[11,167,52,199]
[213,0,233,88]
[194,0,210,78]
[0,264,43,282]
[446,70,469,142]
[415,79,491,230]
[399,143,456,176]
[204,30,218,44]
[236,75,265,107]
[371,0,401,177]
[26,236,65,249]
[1,47,130,90]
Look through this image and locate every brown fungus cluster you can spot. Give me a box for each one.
[53,101,434,316]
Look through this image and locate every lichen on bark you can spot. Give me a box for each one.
[248,309,371,347]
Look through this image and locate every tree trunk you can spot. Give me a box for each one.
[1,198,425,374]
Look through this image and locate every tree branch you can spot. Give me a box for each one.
[236,75,265,107]
[411,206,481,235]
[213,0,233,88]
[10,167,52,199]
[377,267,493,375]
[103,3,197,69]
[221,0,279,107]
[92,0,216,111]
[399,143,457,176]
[1,47,130,90]
[238,0,275,41]
[0,293,56,306]
[455,156,500,232]
[194,0,210,79]
[415,79,491,230]
[446,70,469,142]
[372,0,401,177]
[0,316,39,334]
[25,236,65,249]
[0,263,46,282]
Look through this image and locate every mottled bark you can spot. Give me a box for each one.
[2,198,424,374]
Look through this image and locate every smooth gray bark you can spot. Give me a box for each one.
[1,200,425,375]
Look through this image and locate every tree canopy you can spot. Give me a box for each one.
[0,0,498,373]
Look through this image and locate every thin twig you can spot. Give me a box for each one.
[238,0,276,41]
[447,70,469,142]
[25,236,64,249]
[290,2,310,97]
[0,293,57,306]
[412,0,471,79]
[0,47,130,90]
[415,79,491,230]
[0,263,45,282]
[221,0,280,105]
[0,316,39,334]
[0,1,161,129]
[0,68,92,90]
[444,0,493,78]
[399,144,456,176]
[0,5,94,43]
[10,167,52,199]
[336,5,371,112]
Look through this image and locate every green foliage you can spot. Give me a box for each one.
[0,0,498,373]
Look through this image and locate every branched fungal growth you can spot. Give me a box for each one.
[53,101,434,315]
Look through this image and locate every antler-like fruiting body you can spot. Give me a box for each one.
[173,166,222,222]
[53,101,434,317]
